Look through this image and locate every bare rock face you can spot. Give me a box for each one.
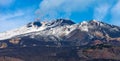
[0,19,120,61]
[9,38,21,44]
[27,21,42,28]
[47,19,75,26]
[0,42,7,48]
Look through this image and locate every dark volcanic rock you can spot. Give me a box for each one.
[27,21,42,27]
[47,19,75,26]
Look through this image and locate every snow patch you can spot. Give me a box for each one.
[79,21,88,32]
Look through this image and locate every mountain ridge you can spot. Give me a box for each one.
[1,19,120,46]
[1,19,120,61]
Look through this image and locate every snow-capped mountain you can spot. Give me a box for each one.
[0,19,75,40]
[0,19,120,46]
[1,19,120,61]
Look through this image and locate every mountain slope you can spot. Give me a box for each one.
[0,19,120,61]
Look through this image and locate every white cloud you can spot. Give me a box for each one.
[110,0,120,25]
[36,0,96,20]
[0,11,24,20]
[0,10,31,32]
[93,4,110,21]
[0,0,15,6]
[0,6,37,32]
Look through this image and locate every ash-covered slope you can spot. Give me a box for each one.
[0,19,120,61]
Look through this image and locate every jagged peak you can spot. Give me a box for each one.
[89,19,100,23]
[80,21,88,25]
[88,20,116,28]
[92,19,98,22]
[80,19,100,25]
[47,19,75,26]
[1,19,120,41]
[79,21,89,32]
[87,20,102,27]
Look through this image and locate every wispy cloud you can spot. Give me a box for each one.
[93,4,110,21]
[36,0,96,20]
[0,0,15,6]
[110,0,120,25]
[0,10,34,32]
[0,0,41,32]
[0,11,24,20]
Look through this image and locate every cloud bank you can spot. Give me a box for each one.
[36,0,120,26]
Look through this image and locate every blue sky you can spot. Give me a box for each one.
[0,0,120,32]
